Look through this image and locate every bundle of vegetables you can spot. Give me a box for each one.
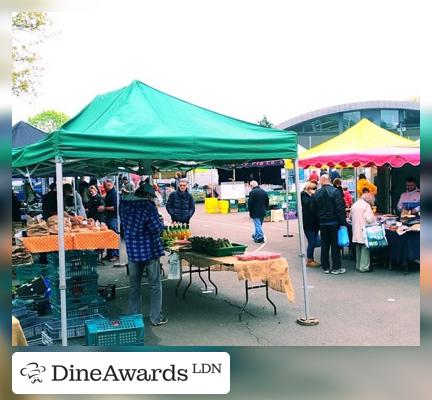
[189,236,232,249]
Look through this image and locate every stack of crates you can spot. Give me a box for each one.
[12,304,46,346]
[204,197,219,214]
[85,314,145,346]
[238,198,247,212]
[41,314,104,345]
[218,200,229,214]
[46,251,106,318]
[15,263,50,285]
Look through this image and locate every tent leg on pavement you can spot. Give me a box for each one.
[294,158,318,326]
[284,167,293,238]
[55,157,68,346]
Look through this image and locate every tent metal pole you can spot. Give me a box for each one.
[233,168,236,181]
[284,167,293,238]
[294,158,319,326]
[55,158,68,345]
[211,168,214,198]
[354,167,358,201]
[115,174,120,232]
[72,177,78,214]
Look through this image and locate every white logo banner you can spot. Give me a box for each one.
[13,352,230,394]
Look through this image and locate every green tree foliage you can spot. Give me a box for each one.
[257,115,274,128]
[28,110,69,133]
[12,12,51,97]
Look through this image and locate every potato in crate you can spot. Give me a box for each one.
[85,314,144,346]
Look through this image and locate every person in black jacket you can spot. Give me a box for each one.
[166,179,195,223]
[86,185,105,222]
[12,190,22,222]
[247,181,269,243]
[301,182,320,267]
[312,174,347,274]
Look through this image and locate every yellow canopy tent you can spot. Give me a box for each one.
[298,119,416,168]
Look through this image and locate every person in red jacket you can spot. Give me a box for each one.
[343,186,353,209]
[309,170,319,182]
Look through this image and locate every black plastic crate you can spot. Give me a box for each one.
[98,284,116,300]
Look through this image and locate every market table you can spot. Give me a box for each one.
[384,229,420,273]
[19,230,119,253]
[346,224,420,273]
[172,248,295,321]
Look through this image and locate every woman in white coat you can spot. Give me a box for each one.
[349,193,376,272]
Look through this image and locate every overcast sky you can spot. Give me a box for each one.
[12,1,421,126]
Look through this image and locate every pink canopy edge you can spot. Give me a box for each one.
[299,147,420,169]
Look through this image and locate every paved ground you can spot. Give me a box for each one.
[97,204,419,346]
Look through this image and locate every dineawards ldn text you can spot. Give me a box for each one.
[51,363,222,382]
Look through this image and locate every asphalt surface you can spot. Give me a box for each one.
[95,204,420,346]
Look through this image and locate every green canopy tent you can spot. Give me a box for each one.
[12,80,315,345]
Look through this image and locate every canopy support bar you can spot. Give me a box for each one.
[294,158,319,327]
[115,174,121,232]
[284,168,293,238]
[55,158,68,345]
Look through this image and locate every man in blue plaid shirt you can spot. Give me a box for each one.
[119,183,168,326]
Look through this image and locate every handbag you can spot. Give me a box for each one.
[168,252,181,280]
[363,224,388,249]
[338,226,350,247]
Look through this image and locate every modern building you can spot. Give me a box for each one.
[277,100,420,148]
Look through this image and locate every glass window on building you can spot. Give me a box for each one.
[402,109,420,126]
[380,110,399,130]
[342,111,361,130]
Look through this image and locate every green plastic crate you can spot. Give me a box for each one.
[50,298,106,318]
[85,314,144,346]
[15,264,50,284]
[49,274,99,306]
[47,250,98,279]
[203,243,247,257]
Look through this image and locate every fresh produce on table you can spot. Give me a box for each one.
[189,236,232,249]
[236,252,281,261]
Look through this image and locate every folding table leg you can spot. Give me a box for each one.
[207,267,218,295]
[238,280,249,322]
[182,262,193,299]
[198,267,207,291]
[265,281,277,315]
[175,265,184,297]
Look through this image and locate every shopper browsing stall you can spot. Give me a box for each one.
[312,174,347,274]
[63,183,87,218]
[357,173,377,198]
[350,193,376,273]
[301,182,320,267]
[87,185,105,222]
[119,184,167,326]
[342,186,353,209]
[166,178,195,223]
[99,179,119,261]
[247,180,269,243]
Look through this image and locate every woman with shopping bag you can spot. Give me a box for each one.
[349,193,377,273]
